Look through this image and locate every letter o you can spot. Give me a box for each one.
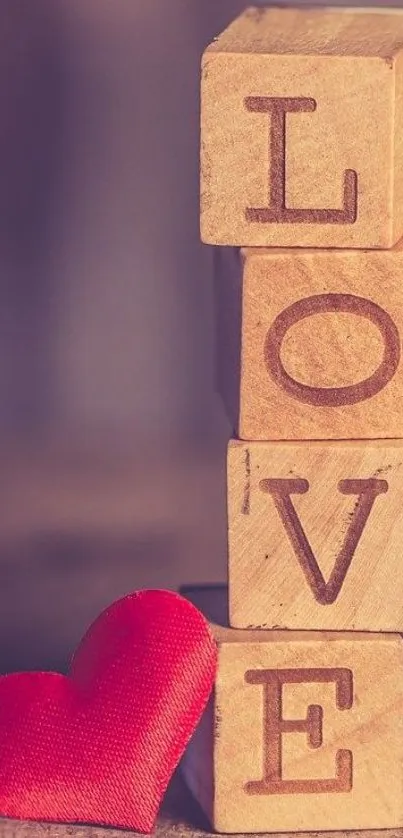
[264,293,401,406]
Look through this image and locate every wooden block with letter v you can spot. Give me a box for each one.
[181,587,403,834]
[201,6,403,249]
[217,245,403,441]
[228,439,403,632]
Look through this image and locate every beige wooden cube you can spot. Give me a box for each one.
[228,438,403,632]
[182,587,403,834]
[201,7,403,248]
[216,245,403,441]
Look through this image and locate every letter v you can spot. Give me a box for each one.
[259,478,388,604]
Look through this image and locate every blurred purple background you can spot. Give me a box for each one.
[0,1,399,672]
[0,1,230,440]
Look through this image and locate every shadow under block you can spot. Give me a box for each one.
[217,245,403,440]
[181,588,403,834]
[201,6,403,249]
[228,439,403,632]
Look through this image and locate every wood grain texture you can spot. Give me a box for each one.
[182,587,403,834]
[218,245,403,440]
[228,439,403,631]
[201,6,403,248]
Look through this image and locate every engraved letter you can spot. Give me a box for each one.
[259,477,388,604]
[245,668,353,795]
[245,96,358,224]
[264,293,400,406]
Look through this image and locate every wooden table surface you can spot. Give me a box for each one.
[1,771,402,838]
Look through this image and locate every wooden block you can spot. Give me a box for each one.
[201,6,403,249]
[182,587,403,834]
[218,245,403,440]
[228,439,403,632]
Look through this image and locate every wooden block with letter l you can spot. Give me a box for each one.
[181,587,403,834]
[228,439,403,632]
[201,6,403,249]
[216,245,403,441]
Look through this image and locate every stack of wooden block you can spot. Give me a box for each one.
[182,6,403,835]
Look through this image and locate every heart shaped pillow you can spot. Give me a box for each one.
[0,589,217,832]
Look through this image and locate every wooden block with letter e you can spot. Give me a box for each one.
[201,6,403,249]
[228,439,403,632]
[217,245,403,440]
[181,587,403,833]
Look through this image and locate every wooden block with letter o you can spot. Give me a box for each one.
[181,587,403,834]
[217,245,403,440]
[228,439,403,632]
[201,6,403,248]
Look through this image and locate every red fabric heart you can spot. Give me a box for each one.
[0,589,217,832]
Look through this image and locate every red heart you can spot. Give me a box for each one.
[0,589,217,832]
